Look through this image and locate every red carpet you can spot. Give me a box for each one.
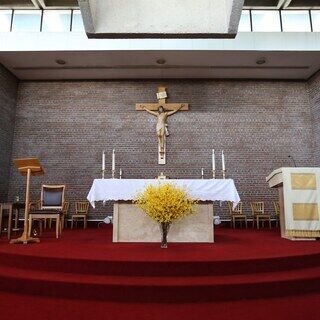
[0,226,319,319]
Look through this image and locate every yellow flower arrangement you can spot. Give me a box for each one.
[134,183,197,223]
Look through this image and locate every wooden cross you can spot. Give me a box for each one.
[135,87,189,111]
[136,87,189,165]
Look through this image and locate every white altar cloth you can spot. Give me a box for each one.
[87,179,240,208]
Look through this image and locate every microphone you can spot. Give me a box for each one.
[288,155,297,167]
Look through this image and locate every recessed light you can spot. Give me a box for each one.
[55,59,66,65]
[156,59,166,65]
[256,58,266,65]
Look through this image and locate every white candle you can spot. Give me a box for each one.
[112,149,115,171]
[222,150,226,171]
[212,149,215,171]
[102,150,105,171]
[201,168,204,176]
[119,168,122,177]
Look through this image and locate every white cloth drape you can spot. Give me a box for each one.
[87,179,240,209]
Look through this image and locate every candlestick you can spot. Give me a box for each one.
[201,168,204,179]
[112,149,115,171]
[212,149,215,172]
[222,170,226,179]
[102,169,105,179]
[119,168,122,179]
[222,150,226,171]
[112,169,115,179]
[212,170,216,179]
[102,150,105,171]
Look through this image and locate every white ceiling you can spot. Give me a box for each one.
[1,50,319,80]
[1,0,320,9]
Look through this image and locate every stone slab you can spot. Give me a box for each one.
[113,202,214,243]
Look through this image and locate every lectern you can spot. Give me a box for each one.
[10,158,44,244]
[266,167,320,240]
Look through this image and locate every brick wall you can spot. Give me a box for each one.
[0,65,18,202]
[308,71,320,165]
[8,79,315,219]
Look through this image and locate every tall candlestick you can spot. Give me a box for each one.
[112,149,115,171]
[102,150,105,171]
[201,168,204,179]
[119,168,122,179]
[222,150,226,171]
[212,149,215,171]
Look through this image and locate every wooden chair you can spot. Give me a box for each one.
[251,201,271,229]
[0,203,19,240]
[273,201,280,228]
[61,201,70,229]
[71,202,89,229]
[28,185,66,239]
[227,201,247,228]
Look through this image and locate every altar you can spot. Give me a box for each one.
[87,179,240,243]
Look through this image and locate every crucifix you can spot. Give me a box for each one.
[136,87,189,165]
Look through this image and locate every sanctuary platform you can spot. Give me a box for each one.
[0,226,319,305]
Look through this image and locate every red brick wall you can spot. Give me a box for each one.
[0,65,18,202]
[8,79,315,219]
[308,71,320,166]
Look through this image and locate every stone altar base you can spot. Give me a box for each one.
[112,202,214,243]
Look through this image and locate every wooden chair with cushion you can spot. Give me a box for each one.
[251,201,271,229]
[71,202,89,229]
[228,201,247,228]
[273,201,280,228]
[28,185,66,239]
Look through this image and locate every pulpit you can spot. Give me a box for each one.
[266,167,320,240]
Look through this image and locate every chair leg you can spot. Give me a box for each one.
[28,216,32,237]
[56,217,59,239]
[8,207,12,240]
[245,218,248,229]
[232,217,235,229]
[39,220,43,235]
[71,217,74,229]
[14,210,18,229]
[252,217,255,228]
[257,217,260,230]
[269,217,271,229]
[0,212,2,238]
[84,217,87,229]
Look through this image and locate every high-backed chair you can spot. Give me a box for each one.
[273,201,280,228]
[227,201,247,229]
[71,202,89,229]
[251,201,271,229]
[28,185,66,239]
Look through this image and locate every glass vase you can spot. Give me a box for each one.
[160,222,171,248]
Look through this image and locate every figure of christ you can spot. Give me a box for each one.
[143,105,183,154]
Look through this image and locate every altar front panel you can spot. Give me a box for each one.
[113,202,214,243]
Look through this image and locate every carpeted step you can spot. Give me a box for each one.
[0,251,319,277]
[0,264,319,302]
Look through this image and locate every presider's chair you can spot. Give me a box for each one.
[28,185,66,239]
[227,201,247,229]
[250,201,271,229]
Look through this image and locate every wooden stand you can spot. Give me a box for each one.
[10,158,44,245]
